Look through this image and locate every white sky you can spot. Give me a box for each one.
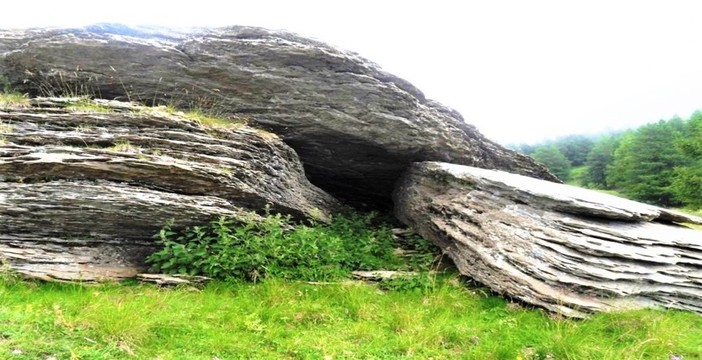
[3,0,701,144]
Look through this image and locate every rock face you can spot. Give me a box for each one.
[394,162,702,317]
[0,98,339,281]
[0,24,557,208]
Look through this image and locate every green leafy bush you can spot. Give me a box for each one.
[147,212,440,282]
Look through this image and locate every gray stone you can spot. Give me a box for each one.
[0,24,557,209]
[394,162,702,317]
[0,98,339,281]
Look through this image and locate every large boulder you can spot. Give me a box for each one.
[0,98,340,281]
[0,24,557,209]
[394,162,702,317]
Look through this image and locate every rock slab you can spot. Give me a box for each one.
[0,98,339,281]
[0,24,557,208]
[394,162,702,317]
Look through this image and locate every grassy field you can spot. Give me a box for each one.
[1,275,701,360]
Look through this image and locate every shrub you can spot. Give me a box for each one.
[147,212,440,282]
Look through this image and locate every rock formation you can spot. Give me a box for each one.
[3,24,698,318]
[0,98,339,281]
[0,24,556,209]
[394,162,702,317]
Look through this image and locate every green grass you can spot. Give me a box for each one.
[1,276,700,360]
[65,99,113,113]
[183,109,246,129]
[142,105,247,130]
[0,92,30,109]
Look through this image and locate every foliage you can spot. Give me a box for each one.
[511,135,594,167]
[671,111,702,209]
[584,135,621,188]
[0,257,21,285]
[566,165,588,187]
[511,109,702,208]
[509,142,537,155]
[606,120,688,206]
[531,145,571,180]
[671,164,702,209]
[554,135,595,166]
[1,277,700,359]
[0,74,10,93]
[148,212,440,282]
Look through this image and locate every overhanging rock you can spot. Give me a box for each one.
[0,98,340,281]
[0,24,557,209]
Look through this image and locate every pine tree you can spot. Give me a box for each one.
[607,120,687,206]
[532,145,571,181]
[555,135,595,167]
[584,135,620,188]
[671,111,702,209]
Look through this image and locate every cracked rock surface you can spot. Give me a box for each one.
[0,24,557,208]
[0,98,339,281]
[394,162,702,317]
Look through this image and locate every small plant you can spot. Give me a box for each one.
[34,69,102,99]
[0,74,11,93]
[136,104,247,130]
[0,92,30,109]
[66,98,113,113]
[0,120,14,133]
[0,257,21,284]
[147,211,441,282]
[182,109,246,129]
[108,140,140,154]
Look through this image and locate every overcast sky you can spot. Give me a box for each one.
[3,0,701,144]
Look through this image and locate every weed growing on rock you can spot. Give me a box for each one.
[0,121,14,134]
[65,98,113,113]
[183,109,246,129]
[0,92,30,109]
[108,140,141,154]
[148,212,441,282]
[0,257,20,285]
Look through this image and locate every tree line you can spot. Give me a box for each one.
[511,111,702,209]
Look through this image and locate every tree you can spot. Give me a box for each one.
[532,145,571,181]
[606,120,687,206]
[584,135,620,188]
[509,143,537,156]
[554,135,595,167]
[671,111,702,209]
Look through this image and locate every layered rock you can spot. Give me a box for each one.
[0,98,339,281]
[394,162,702,317]
[0,24,556,208]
